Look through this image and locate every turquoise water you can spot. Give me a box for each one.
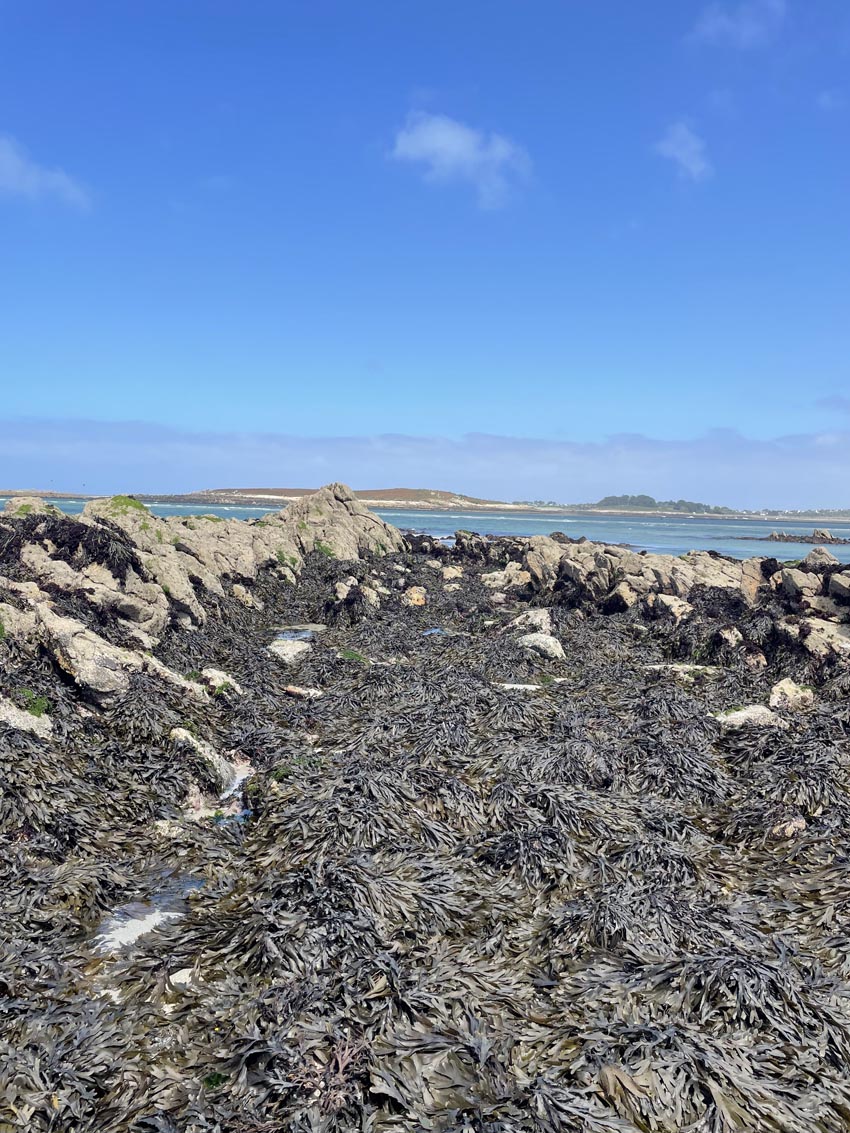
[3,496,850,563]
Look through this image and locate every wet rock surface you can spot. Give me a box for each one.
[1,489,850,1130]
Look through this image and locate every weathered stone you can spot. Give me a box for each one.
[523,536,564,591]
[828,572,850,602]
[802,546,839,568]
[801,595,843,621]
[268,639,312,664]
[519,632,565,662]
[781,568,821,599]
[799,617,850,659]
[402,585,427,607]
[769,678,814,711]
[481,562,531,590]
[506,608,553,634]
[35,603,206,700]
[605,581,638,611]
[2,495,61,517]
[718,626,744,648]
[35,605,141,697]
[717,705,788,730]
[170,728,237,793]
[200,668,244,696]
[770,815,807,839]
[232,583,262,609]
[0,695,53,738]
[20,542,169,642]
[280,482,407,560]
[0,599,38,642]
[740,559,765,605]
[654,594,694,623]
[335,577,358,602]
[441,565,464,581]
[283,684,323,699]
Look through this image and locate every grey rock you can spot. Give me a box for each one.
[268,638,312,664]
[519,632,565,661]
[802,546,839,568]
[829,571,850,602]
[769,678,814,711]
[716,705,788,730]
[0,695,53,738]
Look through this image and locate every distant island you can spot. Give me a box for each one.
[2,485,849,521]
[568,494,735,515]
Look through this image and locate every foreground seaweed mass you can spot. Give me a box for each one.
[2,488,850,1131]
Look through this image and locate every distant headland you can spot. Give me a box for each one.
[2,486,850,522]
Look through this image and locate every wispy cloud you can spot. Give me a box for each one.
[692,0,787,49]
[654,122,713,182]
[391,111,531,209]
[0,135,90,210]
[3,419,850,510]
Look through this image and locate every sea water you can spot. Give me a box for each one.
[3,496,850,563]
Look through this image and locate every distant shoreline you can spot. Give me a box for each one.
[2,487,850,524]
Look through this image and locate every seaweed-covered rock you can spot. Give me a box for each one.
[1,494,850,1132]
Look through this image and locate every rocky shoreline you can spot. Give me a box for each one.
[2,484,850,1130]
[761,527,850,545]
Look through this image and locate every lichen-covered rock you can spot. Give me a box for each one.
[505,608,553,634]
[0,695,53,738]
[34,603,206,701]
[268,638,312,664]
[716,704,788,730]
[280,482,407,560]
[653,594,694,623]
[402,586,427,607]
[2,495,61,517]
[482,562,532,590]
[781,568,821,599]
[802,546,839,569]
[769,678,814,711]
[199,668,243,696]
[829,572,850,603]
[519,632,565,661]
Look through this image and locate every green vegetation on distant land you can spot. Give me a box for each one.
[585,494,734,514]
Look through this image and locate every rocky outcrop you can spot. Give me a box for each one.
[36,604,207,701]
[0,485,406,700]
[766,529,850,545]
[2,496,61,518]
[516,537,767,610]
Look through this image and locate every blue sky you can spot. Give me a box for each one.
[1,0,849,505]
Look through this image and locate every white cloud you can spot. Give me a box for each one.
[391,111,531,209]
[693,0,787,49]
[3,419,850,509]
[0,135,90,209]
[654,122,713,182]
